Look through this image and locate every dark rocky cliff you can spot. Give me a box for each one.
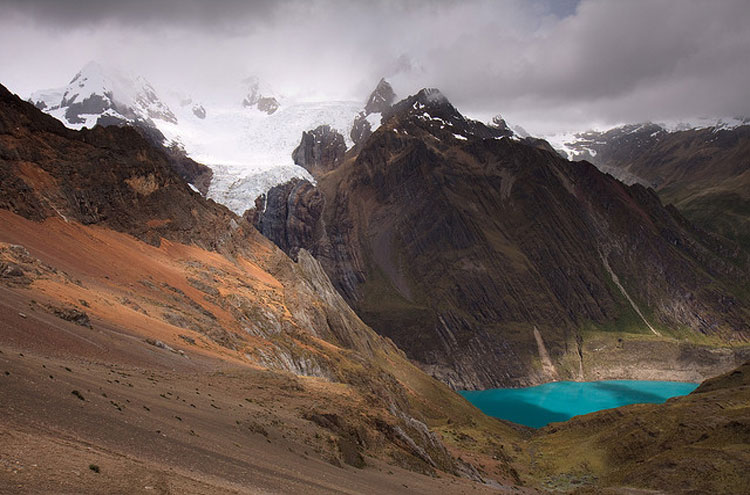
[291,124,347,177]
[248,178,326,261]
[364,78,396,115]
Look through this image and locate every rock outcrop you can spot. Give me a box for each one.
[162,142,213,195]
[249,178,326,261]
[350,112,372,146]
[291,124,347,177]
[192,104,206,119]
[241,76,280,115]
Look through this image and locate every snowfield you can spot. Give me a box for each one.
[159,98,361,214]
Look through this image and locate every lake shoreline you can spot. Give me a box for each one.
[460,379,699,428]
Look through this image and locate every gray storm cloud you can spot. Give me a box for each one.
[0,0,748,134]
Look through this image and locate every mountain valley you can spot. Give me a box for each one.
[2,23,749,493]
[0,82,533,492]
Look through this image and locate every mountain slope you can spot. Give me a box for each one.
[529,360,750,494]
[254,89,750,390]
[0,82,530,489]
[4,80,750,495]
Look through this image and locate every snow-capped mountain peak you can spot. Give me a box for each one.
[31,69,473,216]
[30,61,176,129]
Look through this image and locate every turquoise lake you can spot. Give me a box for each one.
[460,380,699,428]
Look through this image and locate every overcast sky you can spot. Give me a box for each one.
[1,0,749,134]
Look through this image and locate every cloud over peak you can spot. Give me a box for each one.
[1,0,748,134]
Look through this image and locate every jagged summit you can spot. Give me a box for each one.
[382,88,512,142]
[385,88,461,122]
[364,77,396,115]
[488,114,512,134]
[351,78,397,146]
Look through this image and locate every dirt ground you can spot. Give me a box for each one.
[0,211,532,494]
[0,290,529,494]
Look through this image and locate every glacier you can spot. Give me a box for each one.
[29,62,366,215]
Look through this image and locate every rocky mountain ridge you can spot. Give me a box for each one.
[252,88,750,390]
